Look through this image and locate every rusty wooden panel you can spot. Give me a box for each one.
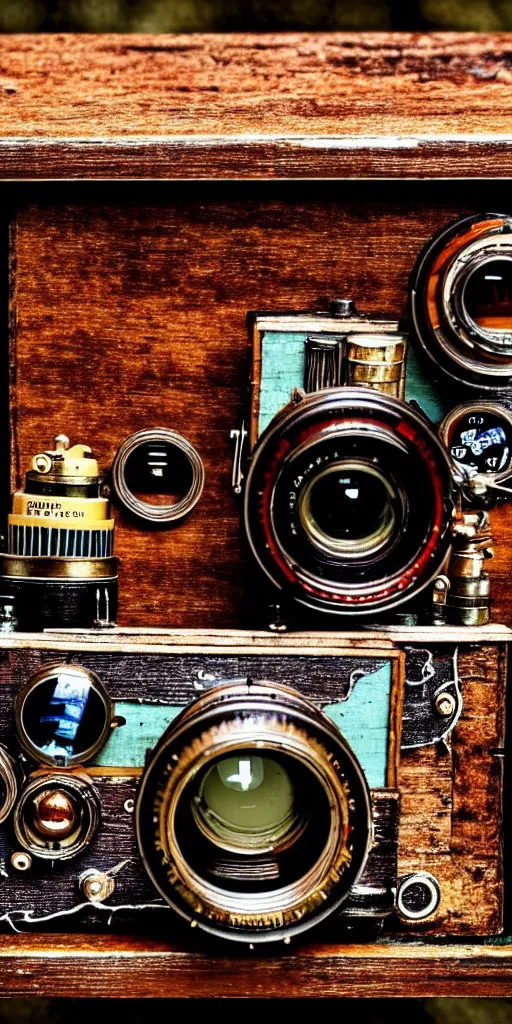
[0,933,511,998]
[1,36,512,178]
[10,181,512,628]
[397,644,506,936]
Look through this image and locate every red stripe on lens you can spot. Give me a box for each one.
[255,415,447,607]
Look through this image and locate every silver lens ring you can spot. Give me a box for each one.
[112,428,205,524]
[444,238,512,358]
[298,461,398,560]
[397,872,441,921]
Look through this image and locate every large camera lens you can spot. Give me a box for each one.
[412,213,512,388]
[194,753,298,852]
[136,680,371,943]
[244,388,455,617]
[463,258,512,334]
[299,463,398,558]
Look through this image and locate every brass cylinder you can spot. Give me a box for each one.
[345,333,407,399]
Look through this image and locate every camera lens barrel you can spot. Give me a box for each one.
[136,679,372,943]
[411,212,512,388]
[244,387,456,618]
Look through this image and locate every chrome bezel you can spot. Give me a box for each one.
[112,428,205,524]
[15,664,114,768]
[439,401,512,485]
[13,771,101,861]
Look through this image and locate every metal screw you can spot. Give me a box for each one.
[80,869,115,903]
[330,298,356,317]
[435,691,456,718]
[11,851,32,871]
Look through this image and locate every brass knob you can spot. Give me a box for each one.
[434,691,457,718]
[80,869,115,903]
[31,788,77,839]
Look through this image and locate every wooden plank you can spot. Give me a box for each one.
[2,35,512,179]
[0,626,507,653]
[397,644,506,936]
[0,935,511,998]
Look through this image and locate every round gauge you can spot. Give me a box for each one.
[439,402,512,482]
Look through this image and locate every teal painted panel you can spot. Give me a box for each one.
[96,703,181,767]
[323,664,391,788]
[404,345,450,426]
[259,330,450,436]
[259,330,307,435]
[96,665,391,787]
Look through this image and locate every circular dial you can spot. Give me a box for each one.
[440,403,512,482]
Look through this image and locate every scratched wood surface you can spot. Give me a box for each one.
[1,934,512,997]
[10,181,512,628]
[397,644,506,936]
[1,35,512,178]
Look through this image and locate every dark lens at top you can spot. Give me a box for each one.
[464,259,512,333]
[309,468,391,542]
[124,441,194,506]
[21,673,107,762]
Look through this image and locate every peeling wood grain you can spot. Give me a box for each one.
[1,35,512,177]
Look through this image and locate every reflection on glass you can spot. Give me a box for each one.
[21,671,107,762]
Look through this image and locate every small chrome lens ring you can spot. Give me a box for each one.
[15,664,114,768]
[397,872,441,921]
[444,239,512,358]
[112,428,205,524]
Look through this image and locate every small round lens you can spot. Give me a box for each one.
[299,463,398,559]
[18,667,110,765]
[464,258,512,334]
[124,441,194,507]
[112,429,205,524]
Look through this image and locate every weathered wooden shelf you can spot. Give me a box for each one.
[0,935,511,998]
[0,33,512,179]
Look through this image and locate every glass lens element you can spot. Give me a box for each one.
[124,440,194,506]
[299,463,397,558]
[21,671,107,762]
[195,754,297,850]
[464,258,512,333]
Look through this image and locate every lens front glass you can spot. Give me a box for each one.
[195,754,296,850]
[299,462,398,559]
[124,440,194,506]
[174,747,332,891]
[464,258,512,335]
[20,670,108,763]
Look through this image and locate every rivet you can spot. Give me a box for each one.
[11,851,32,871]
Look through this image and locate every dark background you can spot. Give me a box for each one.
[0,0,511,1019]
[0,0,510,32]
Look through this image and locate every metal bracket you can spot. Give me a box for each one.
[230,422,248,495]
[401,645,463,750]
